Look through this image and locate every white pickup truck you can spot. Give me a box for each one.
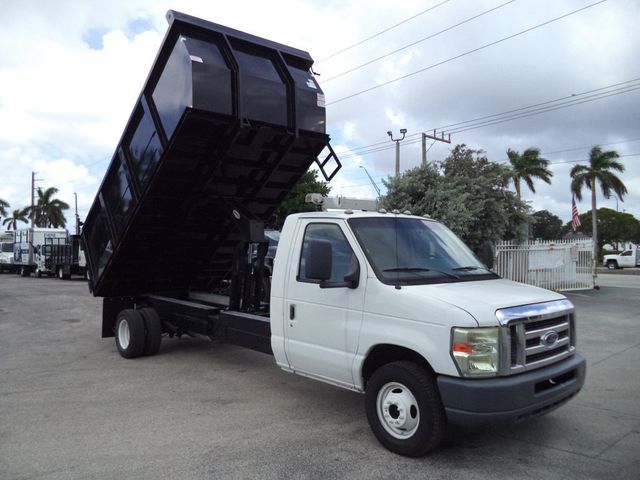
[603,248,639,269]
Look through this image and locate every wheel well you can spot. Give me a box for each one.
[361,344,434,387]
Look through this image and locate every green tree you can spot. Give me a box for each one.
[273,170,331,227]
[569,208,639,251]
[382,144,530,251]
[27,187,69,228]
[2,208,29,230]
[531,210,563,240]
[570,146,627,266]
[506,147,552,199]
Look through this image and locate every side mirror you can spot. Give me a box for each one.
[305,239,332,281]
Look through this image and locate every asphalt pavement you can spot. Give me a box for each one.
[0,273,638,480]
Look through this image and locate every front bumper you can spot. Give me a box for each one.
[437,352,586,425]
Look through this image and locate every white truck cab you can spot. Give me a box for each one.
[0,231,15,273]
[270,211,585,455]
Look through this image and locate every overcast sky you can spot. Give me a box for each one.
[1,0,638,231]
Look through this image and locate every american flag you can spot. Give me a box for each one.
[571,197,581,231]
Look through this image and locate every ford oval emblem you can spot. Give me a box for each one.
[542,331,560,348]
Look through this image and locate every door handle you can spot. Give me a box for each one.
[289,304,296,320]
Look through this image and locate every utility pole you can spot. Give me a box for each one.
[28,172,36,267]
[421,130,451,165]
[387,129,407,176]
[75,192,80,235]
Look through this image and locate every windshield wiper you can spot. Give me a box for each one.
[383,267,459,279]
[384,267,430,272]
[452,265,499,277]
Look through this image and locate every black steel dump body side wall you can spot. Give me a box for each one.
[83,10,334,299]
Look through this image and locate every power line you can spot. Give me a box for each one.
[317,0,451,63]
[446,85,640,134]
[324,0,516,83]
[548,152,640,166]
[431,78,640,132]
[326,0,608,106]
[542,138,640,156]
[337,78,640,159]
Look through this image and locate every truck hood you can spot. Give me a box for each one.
[406,278,566,327]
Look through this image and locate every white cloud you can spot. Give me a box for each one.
[1,0,638,231]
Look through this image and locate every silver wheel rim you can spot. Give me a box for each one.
[118,319,130,349]
[376,382,420,439]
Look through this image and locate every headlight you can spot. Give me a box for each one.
[451,327,500,377]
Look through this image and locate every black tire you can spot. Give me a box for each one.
[606,261,618,270]
[365,361,446,457]
[20,266,30,277]
[115,309,146,359]
[139,308,162,356]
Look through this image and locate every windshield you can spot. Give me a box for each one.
[265,230,280,258]
[348,216,497,285]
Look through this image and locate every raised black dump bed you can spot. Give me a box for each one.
[83,10,339,299]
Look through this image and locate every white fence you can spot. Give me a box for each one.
[494,239,594,291]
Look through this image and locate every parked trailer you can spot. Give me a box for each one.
[84,11,585,457]
[38,235,87,279]
[13,227,68,276]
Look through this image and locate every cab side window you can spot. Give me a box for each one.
[298,223,355,283]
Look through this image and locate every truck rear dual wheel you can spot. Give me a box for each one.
[115,308,162,359]
[139,308,162,356]
[365,361,446,457]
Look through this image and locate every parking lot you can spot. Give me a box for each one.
[1,273,639,480]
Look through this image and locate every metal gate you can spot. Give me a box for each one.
[494,239,593,291]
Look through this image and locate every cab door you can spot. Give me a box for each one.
[619,250,634,267]
[283,220,365,387]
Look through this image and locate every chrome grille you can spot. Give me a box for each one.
[496,299,576,375]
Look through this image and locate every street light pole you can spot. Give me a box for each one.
[387,129,407,176]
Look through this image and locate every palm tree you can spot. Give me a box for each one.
[570,146,627,279]
[2,208,29,230]
[507,147,553,198]
[28,187,70,228]
[0,198,9,220]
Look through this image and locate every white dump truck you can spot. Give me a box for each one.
[83,10,585,456]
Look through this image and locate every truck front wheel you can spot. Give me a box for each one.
[115,309,146,359]
[365,361,445,457]
[606,261,618,270]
